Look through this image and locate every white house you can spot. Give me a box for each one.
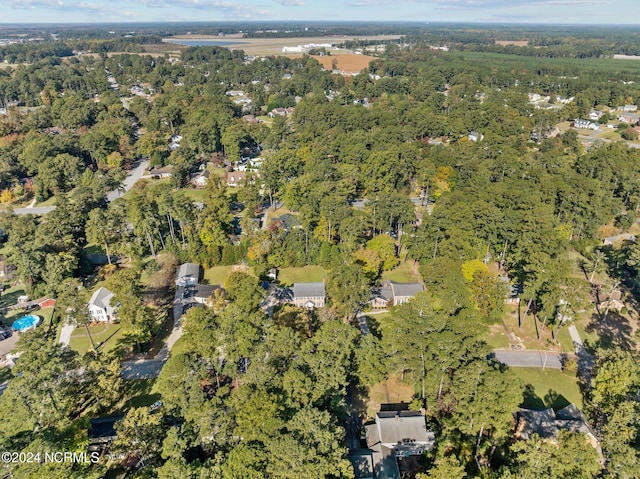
[88,287,117,322]
[176,263,200,287]
[468,130,484,142]
[192,170,211,188]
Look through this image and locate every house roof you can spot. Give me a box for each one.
[227,170,247,181]
[89,416,122,440]
[176,263,200,283]
[271,213,300,231]
[348,451,375,479]
[382,280,424,298]
[89,287,115,310]
[604,233,636,244]
[373,410,434,446]
[293,282,325,298]
[194,284,222,299]
[515,405,596,441]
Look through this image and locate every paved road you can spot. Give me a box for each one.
[12,206,57,215]
[493,349,565,369]
[11,159,150,216]
[107,159,149,202]
[122,358,165,380]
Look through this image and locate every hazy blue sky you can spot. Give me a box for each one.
[0,0,638,25]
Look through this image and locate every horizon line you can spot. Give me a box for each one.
[0,20,640,27]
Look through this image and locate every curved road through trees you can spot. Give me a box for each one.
[11,158,149,215]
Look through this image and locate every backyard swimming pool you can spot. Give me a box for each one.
[12,314,41,332]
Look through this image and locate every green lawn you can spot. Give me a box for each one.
[35,195,58,207]
[69,323,124,354]
[482,323,512,349]
[203,265,234,285]
[181,188,209,202]
[0,285,27,326]
[106,379,161,415]
[169,336,190,356]
[381,262,422,283]
[122,379,161,410]
[511,367,582,410]
[365,311,391,337]
[278,266,328,286]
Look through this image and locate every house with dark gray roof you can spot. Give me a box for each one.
[88,287,117,322]
[292,282,325,308]
[365,409,435,479]
[88,416,122,452]
[193,284,223,304]
[371,280,424,308]
[515,405,602,459]
[174,263,225,320]
[176,263,201,287]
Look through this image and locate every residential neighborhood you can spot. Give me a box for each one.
[0,20,638,479]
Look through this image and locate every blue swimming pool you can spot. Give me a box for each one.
[12,314,41,332]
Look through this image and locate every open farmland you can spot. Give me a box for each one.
[163,34,402,55]
[306,53,375,73]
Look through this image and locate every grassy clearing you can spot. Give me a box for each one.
[460,51,640,78]
[203,264,256,285]
[511,367,582,410]
[278,266,328,286]
[364,376,415,420]
[381,261,422,283]
[69,323,124,354]
[35,195,58,207]
[0,285,27,326]
[483,323,512,349]
[365,311,392,337]
[169,336,189,356]
[108,379,161,415]
[256,115,273,126]
[203,265,234,285]
[598,130,622,141]
[181,188,209,202]
[502,303,571,352]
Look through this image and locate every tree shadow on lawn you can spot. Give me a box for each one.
[522,384,570,411]
[585,311,634,350]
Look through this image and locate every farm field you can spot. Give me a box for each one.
[306,54,374,73]
[460,51,640,76]
[163,34,401,55]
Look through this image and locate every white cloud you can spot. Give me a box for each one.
[427,0,608,7]
[347,1,396,6]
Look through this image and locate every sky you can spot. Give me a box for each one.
[0,0,638,25]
